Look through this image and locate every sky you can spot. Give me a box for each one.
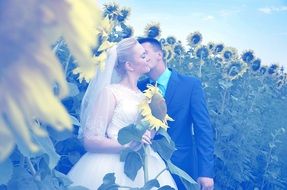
[99,0,287,67]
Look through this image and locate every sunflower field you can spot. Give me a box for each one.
[0,1,286,190]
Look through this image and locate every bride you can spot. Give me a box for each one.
[67,38,177,189]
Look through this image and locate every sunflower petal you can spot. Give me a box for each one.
[0,118,15,161]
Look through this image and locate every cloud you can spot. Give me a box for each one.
[258,6,287,14]
[202,15,215,21]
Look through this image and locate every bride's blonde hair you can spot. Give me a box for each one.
[115,37,138,75]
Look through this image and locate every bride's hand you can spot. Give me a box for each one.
[141,130,153,145]
[123,130,154,151]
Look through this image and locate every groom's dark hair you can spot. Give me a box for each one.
[137,37,163,53]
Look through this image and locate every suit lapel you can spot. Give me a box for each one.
[165,70,179,107]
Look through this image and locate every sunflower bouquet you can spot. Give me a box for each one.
[101,84,198,189]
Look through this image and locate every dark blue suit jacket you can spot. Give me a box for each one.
[138,69,214,189]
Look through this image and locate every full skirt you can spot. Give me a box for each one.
[68,146,177,189]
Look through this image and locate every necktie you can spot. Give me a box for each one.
[150,81,164,96]
[157,82,165,96]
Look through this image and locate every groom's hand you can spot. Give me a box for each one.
[197,177,214,190]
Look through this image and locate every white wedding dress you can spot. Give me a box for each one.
[68,84,177,189]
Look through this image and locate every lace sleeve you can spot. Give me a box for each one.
[83,86,116,139]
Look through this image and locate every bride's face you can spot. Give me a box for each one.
[129,43,150,75]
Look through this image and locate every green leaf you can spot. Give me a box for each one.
[68,186,89,190]
[39,174,61,189]
[151,136,176,161]
[218,80,233,90]
[7,166,38,190]
[53,169,73,187]
[70,115,81,127]
[14,123,60,169]
[124,151,143,181]
[117,124,145,145]
[68,151,81,165]
[37,154,51,180]
[0,158,13,184]
[103,173,116,184]
[141,179,160,190]
[68,82,80,97]
[136,122,150,131]
[31,134,60,169]
[158,185,175,190]
[120,148,134,162]
[48,126,72,142]
[98,173,119,190]
[166,161,199,190]
[157,128,172,143]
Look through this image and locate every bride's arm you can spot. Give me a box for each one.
[82,87,125,153]
[84,135,126,153]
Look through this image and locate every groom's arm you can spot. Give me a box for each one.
[189,78,214,178]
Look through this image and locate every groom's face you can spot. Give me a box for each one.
[141,42,160,70]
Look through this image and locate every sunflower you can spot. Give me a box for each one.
[187,32,202,47]
[166,36,177,45]
[117,7,130,22]
[159,38,166,45]
[207,42,215,51]
[214,44,224,54]
[223,61,248,81]
[195,45,209,60]
[138,84,173,131]
[259,66,268,75]
[276,73,287,88]
[174,44,185,56]
[222,47,238,62]
[144,23,161,39]
[121,24,134,38]
[162,44,175,62]
[103,2,120,21]
[268,64,279,75]
[72,17,115,82]
[241,50,255,64]
[72,51,108,82]
[0,0,103,161]
[251,59,261,71]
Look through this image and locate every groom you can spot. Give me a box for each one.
[137,38,214,190]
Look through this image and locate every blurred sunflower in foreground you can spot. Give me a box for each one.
[139,84,173,131]
[0,0,107,161]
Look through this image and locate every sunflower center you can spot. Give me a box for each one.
[149,93,167,121]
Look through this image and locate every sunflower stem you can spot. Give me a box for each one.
[26,157,36,176]
[118,185,136,189]
[220,88,228,114]
[154,167,167,180]
[64,53,71,76]
[20,155,25,168]
[198,57,203,78]
[52,38,63,53]
[143,145,149,183]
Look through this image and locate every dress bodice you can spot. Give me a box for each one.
[106,84,145,139]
